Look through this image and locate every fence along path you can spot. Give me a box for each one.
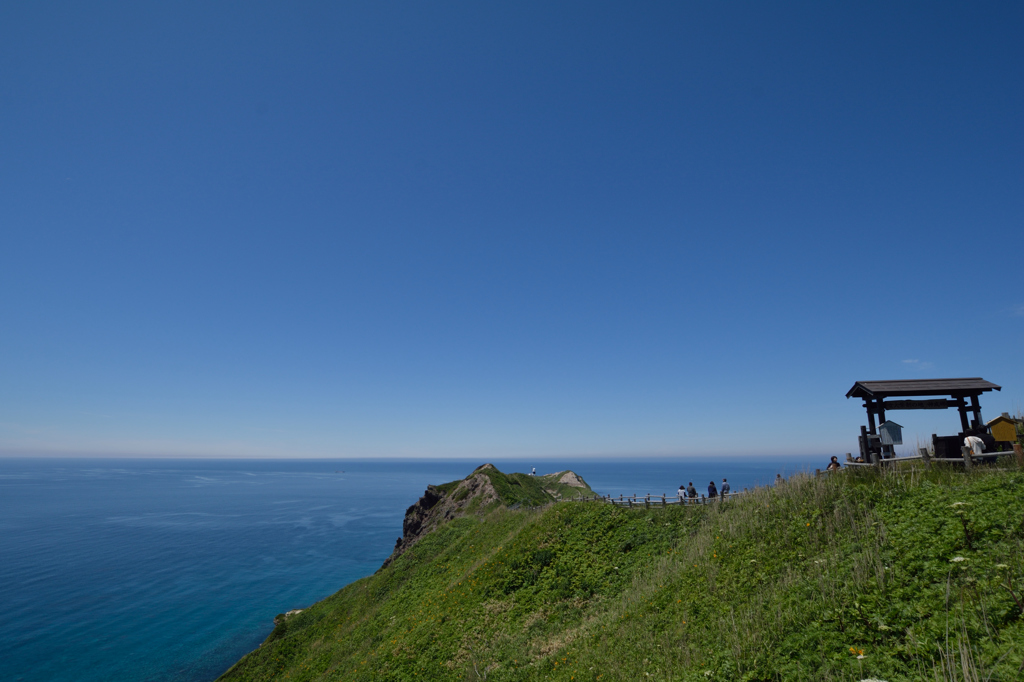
[844,446,1022,470]
[568,490,747,507]
[567,446,1024,507]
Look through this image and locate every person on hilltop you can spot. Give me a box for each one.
[720,478,730,499]
[774,473,784,486]
[708,480,718,499]
[677,483,686,499]
[686,481,698,503]
[826,456,841,471]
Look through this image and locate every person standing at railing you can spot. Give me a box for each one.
[826,456,841,471]
[677,484,686,499]
[686,482,697,503]
[720,478,729,500]
[707,480,718,499]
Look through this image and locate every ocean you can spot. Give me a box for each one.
[0,455,822,682]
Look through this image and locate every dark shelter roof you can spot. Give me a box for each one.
[846,378,1001,399]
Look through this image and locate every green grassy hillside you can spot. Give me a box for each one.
[219,464,1024,681]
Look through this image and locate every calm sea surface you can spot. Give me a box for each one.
[0,456,822,682]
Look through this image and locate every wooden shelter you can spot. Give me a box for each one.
[846,378,1001,462]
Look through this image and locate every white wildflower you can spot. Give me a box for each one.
[951,502,966,507]
[950,557,966,563]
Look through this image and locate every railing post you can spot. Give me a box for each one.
[961,446,974,471]
[919,447,932,470]
[1015,443,1024,468]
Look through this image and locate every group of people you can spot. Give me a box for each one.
[677,478,731,501]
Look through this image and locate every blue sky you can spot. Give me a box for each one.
[1,2,1021,458]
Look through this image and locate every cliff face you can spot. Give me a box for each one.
[382,465,501,568]
[381,463,591,568]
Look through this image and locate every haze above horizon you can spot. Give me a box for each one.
[2,2,1021,459]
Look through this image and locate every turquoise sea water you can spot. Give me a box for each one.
[0,456,822,681]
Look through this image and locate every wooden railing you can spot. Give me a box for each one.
[569,490,748,507]
[845,445,1023,470]
[566,445,1023,506]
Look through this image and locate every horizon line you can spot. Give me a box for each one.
[0,451,840,460]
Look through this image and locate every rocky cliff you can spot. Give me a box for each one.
[381,463,591,568]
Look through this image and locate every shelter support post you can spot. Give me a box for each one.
[956,397,970,432]
[969,394,982,429]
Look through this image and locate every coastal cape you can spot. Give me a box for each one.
[219,463,1024,681]
[384,464,593,568]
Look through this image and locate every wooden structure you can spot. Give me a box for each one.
[878,421,903,458]
[846,378,1001,462]
[987,414,1020,445]
[878,421,903,445]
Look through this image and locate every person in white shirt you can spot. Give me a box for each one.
[964,435,985,456]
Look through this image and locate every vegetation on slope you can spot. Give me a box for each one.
[383,465,594,568]
[220,464,1024,681]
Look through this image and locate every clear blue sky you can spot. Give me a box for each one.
[2,2,1021,458]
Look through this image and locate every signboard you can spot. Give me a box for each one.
[882,399,953,410]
